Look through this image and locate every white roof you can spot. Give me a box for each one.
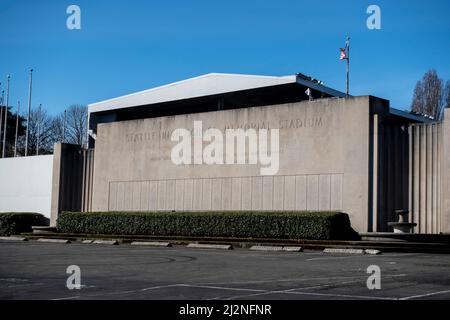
[88,73,297,113]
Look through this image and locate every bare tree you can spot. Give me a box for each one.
[444,80,450,109]
[53,104,88,147]
[50,113,65,143]
[0,105,26,157]
[17,105,54,155]
[411,69,445,120]
[67,104,87,146]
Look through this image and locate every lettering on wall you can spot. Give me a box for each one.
[125,117,323,144]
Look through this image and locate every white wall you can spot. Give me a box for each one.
[0,155,54,218]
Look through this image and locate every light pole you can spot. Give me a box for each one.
[345,36,350,97]
[0,88,3,156]
[36,103,42,156]
[2,75,10,158]
[14,100,20,157]
[25,69,33,156]
[62,109,66,143]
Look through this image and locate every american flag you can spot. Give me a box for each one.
[340,47,347,60]
[340,37,350,60]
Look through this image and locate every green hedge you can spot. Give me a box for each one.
[57,211,357,240]
[0,213,49,236]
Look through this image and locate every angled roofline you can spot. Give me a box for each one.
[389,108,435,123]
[88,72,346,113]
[89,73,294,106]
[295,76,347,98]
[89,73,296,112]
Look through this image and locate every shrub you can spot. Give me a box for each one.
[57,211,357,240]
[0,213,49,236]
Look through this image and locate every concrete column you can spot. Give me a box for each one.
[419,126,427,233]
[441,109,450,233]
[408,125,413,225]
[432,124,438,233]
[437,123,442,233]
[50,143,63,227]
[372,114,379,232]
[426,125,432,233]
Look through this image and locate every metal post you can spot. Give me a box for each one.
[2,75,10,158]
[85,109,89,149]
[0,89,3,156]
[36,122,40,156]
[14,100,20,157]
[62,109,66,143]
[346,36,350,97]
[0,82,2,152]
[36,103,41,156]
[25,69,33,156]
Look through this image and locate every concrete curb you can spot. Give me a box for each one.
[365,249,382,255]
[250,246,303,252]
[323,248,365,254]
[17,232,450,254]
[187,243,232,250]
[283,246,303,252]
[131,241,172,247]
[37,238,70,244]
[92,240,119,245]
[82,240,94,244]
[250,245,283,251]
[0,236,27,241]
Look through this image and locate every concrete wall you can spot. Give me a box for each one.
[409,123,442,234]
[50,144,94,226]
[442,109,450,234]
[92,96,374,232]
[0,155,54,218]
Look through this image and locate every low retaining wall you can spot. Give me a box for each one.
[0,155,54,218]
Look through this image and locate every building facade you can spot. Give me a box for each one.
[48,73,450,234]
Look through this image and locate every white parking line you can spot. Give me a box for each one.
[179,283,397,300]
[197,275,369,286]
[52,296,81,300]
[400,289,450,300]
[306,255,377,261]
[7,282,44,288]
[177,284,265,293]
[221,274,406,300]
[51,284,180,300]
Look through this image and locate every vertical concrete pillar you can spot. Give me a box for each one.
[442,109,450,233]
[372,114,379,232]
[419,126,427,233]
[408,125,413,224]
[432,124,438,233]
[50,143,63,227]
[437,123,442,232]
[426,125,433,233]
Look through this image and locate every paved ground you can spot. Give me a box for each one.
[1,240,450,300]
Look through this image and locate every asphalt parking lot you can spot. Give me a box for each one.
[1,240,450,300]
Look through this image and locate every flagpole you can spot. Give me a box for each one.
[0,88,3,156]
[346,36,350,97]
[25,69,33,157]
[14,100,20,157]
[2,75,10,158]
[62,109,66,143]
[0,82,2,145]
[36,103,41,156]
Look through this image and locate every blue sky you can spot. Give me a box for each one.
[0,0,449,115]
